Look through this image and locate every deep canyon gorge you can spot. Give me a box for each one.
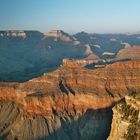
[0,58,140,140]
[0,30,140,140]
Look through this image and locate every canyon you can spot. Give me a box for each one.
[0,30,140,140]
[0,58,140,140]
[0,30,140,82]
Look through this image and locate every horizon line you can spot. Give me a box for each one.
[0,29,140,35]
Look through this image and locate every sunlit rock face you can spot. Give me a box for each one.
[108,93,140,140]
[0,31,26,38]
[44,30,74,42]
[0,59,140,140]
[116,46,140,60]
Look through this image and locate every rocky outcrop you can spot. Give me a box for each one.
[0,31,26,38]
[44,30,75,42]
[0,59,140,140]
[84,44,100,60]
[108,93,140,140]
[103,52,115,56]
[116,46,140,60]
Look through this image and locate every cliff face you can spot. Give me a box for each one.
[0,59,140,140]
[0,31,26,38]
[0,101,113,140]
[116,46,140,60]
[108,93,140,140]
[44,30,75,42]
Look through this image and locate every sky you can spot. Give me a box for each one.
[0,0,140,33]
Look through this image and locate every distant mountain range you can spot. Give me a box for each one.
[0,30,140,82]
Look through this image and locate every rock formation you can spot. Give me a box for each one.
[84,44,100,60]
[103,52,115,56]
[1,30,140,82]
[0,31,26,38]
[116,46,140,60]
[0,30,86,82]
[108,93,140,140]
[0,59,140,140]
[44,30,74,42]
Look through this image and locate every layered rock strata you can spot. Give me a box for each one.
[0,59,140,140]
[116,46,140,60]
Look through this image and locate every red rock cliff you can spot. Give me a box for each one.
[0,59,140,140]
[0,59,140,117]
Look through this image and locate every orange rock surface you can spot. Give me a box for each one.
[116,46,140,59]
[0,59,140,117]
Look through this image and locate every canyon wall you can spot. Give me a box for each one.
[0,59,140,140]
[108,93,140,140]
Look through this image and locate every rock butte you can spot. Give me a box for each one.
[43,30,74,42]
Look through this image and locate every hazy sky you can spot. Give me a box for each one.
[0,0,140,33]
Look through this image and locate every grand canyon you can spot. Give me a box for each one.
[0,30,140,140]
